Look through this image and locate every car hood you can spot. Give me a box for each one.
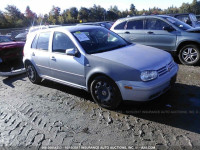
[0,41,25,51]
[92,44,172,71]
[186,27,200,33]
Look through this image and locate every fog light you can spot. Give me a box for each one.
[124,86,133,90]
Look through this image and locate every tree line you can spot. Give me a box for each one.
[0,0,199,29]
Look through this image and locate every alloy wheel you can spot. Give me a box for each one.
[182,47,198,63]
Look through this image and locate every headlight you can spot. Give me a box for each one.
[140,70,158,81]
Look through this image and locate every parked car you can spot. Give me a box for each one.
[168,13,200,28]
[111,15,200,65]
[0,35,25,76]
[14,32,28,42]
[0,35,25,63]
[23,26,178,109]
[76,22,113,30]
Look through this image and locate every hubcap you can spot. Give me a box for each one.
[182,48,198,63]
[27,65,35,81]
[94,81,113,102]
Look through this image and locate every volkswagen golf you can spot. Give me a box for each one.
[23,26,178,109]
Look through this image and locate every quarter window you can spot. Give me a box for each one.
[126,20,143,30]
[146,18,170,30]
[52,32,75,53]
[36,32,51,50]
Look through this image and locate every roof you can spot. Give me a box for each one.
[34,25,104,33]
[117,15,172,22]
[167,13,194,17]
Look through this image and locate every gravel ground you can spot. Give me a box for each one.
[0,64,200,150]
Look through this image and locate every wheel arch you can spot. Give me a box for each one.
[86,72,116,92]
[24,59,41,77]
[176,41,200,54]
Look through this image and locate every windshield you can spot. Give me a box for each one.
[72,28,130,54]
[0,36,13,43]
[165,17,192,30]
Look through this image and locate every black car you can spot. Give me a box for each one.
[168,13,200,28]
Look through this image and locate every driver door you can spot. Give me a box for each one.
[49,31,85,87]
[144,18,177,51]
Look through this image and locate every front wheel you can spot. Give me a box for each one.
[178,44,200,66]
[90,76,122,109]
[25,62,41,84]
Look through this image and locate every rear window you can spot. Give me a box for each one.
[36,32,51,50]
[114,21,127,30]
[126,20,143,30]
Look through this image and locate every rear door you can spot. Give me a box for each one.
[31,31,51,76]
[123,19,146,45]
[144,18,177,51]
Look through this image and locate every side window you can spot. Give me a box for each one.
[52,32,75,53]
[31,34,38,49]
[126,20,143,30]
[146,18,170,30]
[36,32,51,50]
[114,21,127,30]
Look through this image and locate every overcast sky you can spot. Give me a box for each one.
[0,0,192,15]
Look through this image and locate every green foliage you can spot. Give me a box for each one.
[130,4,136,15]
[0,1,199,29]
[70,7,78,20]
[78,7,90,22]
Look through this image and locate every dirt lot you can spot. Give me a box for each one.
[0,64,200,149]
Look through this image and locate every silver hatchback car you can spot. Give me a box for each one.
[23,26,178,109]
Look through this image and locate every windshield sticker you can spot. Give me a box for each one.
[74,32,90,42]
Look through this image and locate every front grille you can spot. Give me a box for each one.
[157,61,175,77]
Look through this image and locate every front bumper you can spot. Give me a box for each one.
[116,63,178,101]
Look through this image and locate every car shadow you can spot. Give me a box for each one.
[2,74,27,88]
[38,80,200,134]
[118,83,200,134]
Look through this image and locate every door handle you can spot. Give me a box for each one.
[125,31,130,34]
[147,31,154,34]
[51,56,56,60]
[32,52,35,56]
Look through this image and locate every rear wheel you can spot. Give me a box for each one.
[25,62,41,84]
[90,76,122,109]
[178,44,200,65]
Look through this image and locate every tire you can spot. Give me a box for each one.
[90,76,122,109]
[178,44,200,66]
[25,62,41,84]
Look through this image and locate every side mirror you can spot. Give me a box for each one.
[163,26,174,32]
[65,48,79,57]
